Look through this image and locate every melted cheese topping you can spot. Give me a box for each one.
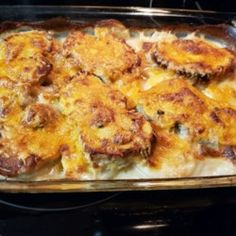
[203,73,236,108]
[0,84,67,176]
[0,20,235,180]
[60,73,152,158]
[0,31,52,85]
[63,31,139,82]
[137,78,236,146]
[153,36,234,77]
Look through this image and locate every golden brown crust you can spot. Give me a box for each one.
[0,83,69,177]
[22,103,58,129]
[137,78,236,158]
[0,31,53,86]
[0,149,41,177]
[4,31,52,60]
[60,73,153,158]
[153,38,235,78]
[63,31,140,81]
[0,152,23,177]
[0,19,235,179]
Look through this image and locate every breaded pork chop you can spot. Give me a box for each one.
[152,37,234,79]
[0,30,53,85]
[0,83,67,177]
[137,78,236,159]
[63,31,140,82]
[4,30,52,59]
[60,72,153,171]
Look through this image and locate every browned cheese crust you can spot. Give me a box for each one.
[63,31,140,82]
[0,83,67,177]
[0,31,53,85]
[60,72,153,160]
[152,38,235,79]
[0,19,235,178]
[0,31,68,177]
[137,79,236,159]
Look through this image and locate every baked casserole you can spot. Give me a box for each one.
[0,19,235,180]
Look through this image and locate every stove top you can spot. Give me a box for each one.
[0,0,235,12]
[1,187,236,235]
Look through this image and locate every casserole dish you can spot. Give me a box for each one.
[0,5,235,192]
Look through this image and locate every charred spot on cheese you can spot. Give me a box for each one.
[223,146,236,160]
[198,141,236,161]
[90,105,114,128]
[0,144,42,177]
[0,152,23,177]
[63,31,140,82]
[0,96,12,118]
[22,103,58,129]
[60,73,153,163]
[152,38,235,79]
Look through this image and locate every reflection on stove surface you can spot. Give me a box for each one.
[0,0,235,12]
[0,188,236,235]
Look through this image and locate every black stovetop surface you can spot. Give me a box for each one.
[1,187,236,235]
[0,0,235,12]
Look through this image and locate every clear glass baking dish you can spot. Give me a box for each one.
[0,5,236,193]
